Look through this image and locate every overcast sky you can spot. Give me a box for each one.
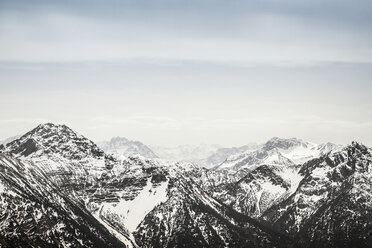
[0,0,371,146]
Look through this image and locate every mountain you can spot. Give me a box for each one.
[198,143,258,168]
[150,144,221,163]
[151,143,262,169]
[203,137,344,227]
[262,142,372,247]
[0,154,125,248]
[3,123,105,160]
[209,163,302,218]
[98,137,158,159]
[0,123,135,246]
[214,137,342,171]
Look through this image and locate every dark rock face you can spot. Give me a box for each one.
[151,173,167,184]
[12,138,39,157]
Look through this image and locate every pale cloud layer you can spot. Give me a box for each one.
[0,0,371,146]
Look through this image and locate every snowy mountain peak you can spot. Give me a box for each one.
[27,123,77,138]
[3,123,104,160]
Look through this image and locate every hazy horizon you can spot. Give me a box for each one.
[0,122,369,148]
[1,0,371,146]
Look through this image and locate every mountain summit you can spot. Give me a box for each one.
[2,123,104,160]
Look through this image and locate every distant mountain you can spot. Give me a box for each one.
[150,144,222,162]
[98,137,158,159]
[214,137,342,170]
[0,135,21,145]
[199,143,258,168]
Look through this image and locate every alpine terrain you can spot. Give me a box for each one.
[0,123,370,248]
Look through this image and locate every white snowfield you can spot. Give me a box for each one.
[101,177,169,232]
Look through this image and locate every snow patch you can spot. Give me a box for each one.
[106,177,169,232]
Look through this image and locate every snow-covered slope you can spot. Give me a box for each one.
[98,137,158,159]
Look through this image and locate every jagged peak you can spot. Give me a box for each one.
[33,122,68,130]
[10,123,80,144]
[345,141,369,155]
[5,123,104,159]
[300,141,370,175]
[322,141,369,163]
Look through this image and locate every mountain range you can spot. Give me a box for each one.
[0,123,371,247]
